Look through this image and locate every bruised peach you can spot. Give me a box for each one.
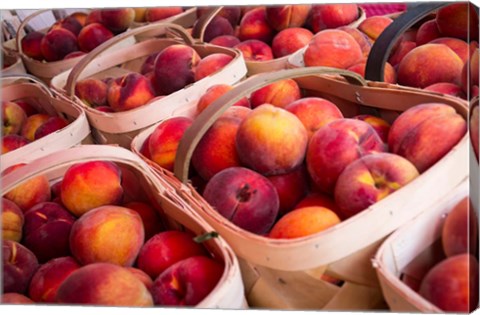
[3,101,27,136]
[107,73,155,112]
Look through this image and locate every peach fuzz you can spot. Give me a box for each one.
[40,28,79,62]
[387,103,467,173]
[238,7,274,43]
[234,39,274,62]
[56,262,153,306]
[28,256,80,303]
[75,78,108,107]
[285,97,343,140]
[265,5,311,31]
[192,108,248,180]
[202,166,279,235]
[1,198,24,242]
[250,79,301,109]
[107,73,155,112]
[77,23,114,53]
[20,31,44,60]
[196,84,250,115]
[435,2,479,42]
[442,197,478,257]
[353,114,391,143]
[60,160,123,217]
[236,104,308,175]
[148,116,193,172]
[267,166,309,216]
[419,254,478,312]
[123,201,164,240]
[415,19,441,45]
[304,29,363,69]
[100,8,135,34]
[20,113,50,141]
[271,27,314,58]
[2,240,39,294]
[3,101,27,136]
[3,164,51,213]
[1,134,30,154]
[397,44,464,88]
[357,15,393,41]
[194,53,233,82]
[306,118,386,194]
[69,205,144,266]
[334,152,419,219]
[1,293,34,304]
[270,206,341,239]
[310,4,359,33]
[136,230,207,280]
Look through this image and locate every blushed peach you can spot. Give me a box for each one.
[196,84,250,115]
[265,5,311,31]
[250,79,301,109]
[234,39,274,62]
[310,4,359,33]
[194,53,233,81]
[271,27,313,58]
[1,198,24,242]
[238,7,274,44]
[107,73,155,112]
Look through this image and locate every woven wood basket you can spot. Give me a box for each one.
[1,47,27,76]
[131,66,469,310]
[1,144,247,309]
[50,22,247,149]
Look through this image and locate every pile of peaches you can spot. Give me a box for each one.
[138,77,467,238]
[2,99,69,154]
[20,8,136,62]
[2,159,224,306]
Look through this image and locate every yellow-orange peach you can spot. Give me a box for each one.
[358,15,393,41]
[1,198,24,242]
[107,73,155,112]
[196,84,250,115]
[250,79,301,109]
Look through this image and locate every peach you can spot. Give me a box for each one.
[352,114,391,143]
[304,29,363,69]
[271,27,314,58]
[397,44,464,88]
[70,205,144,266]
[334,152,419,219]
[238,7,274,44]
[435,2,479,41]
[63,50,86,59]
[1,134,30,153]
[306,118,387,194]
[148,116,193,172]
[310,4,359,33]
[69,11,88,26]
[196,84,250,115]
[194,16,234,43]
[234,39,274,62]
[442,197,478,257]
[20,31,44,60]
[3,164,51,213]
[152,44,201,95]
[85,9,102,25]
[270,206,341,239]
[192,108,246,180]
[140,52,159,75]
[51,16,83,36]
[56,262,153,306]
[416,19,441,45]
[430,37,470,64]
[119,165,148,203]
[236,104,308,175]
[77,22,114,52]
[40,28,79,62]
[123,201,164,240]
[144,7,183,22]
[471,104,479,160]
[2,240,39,294]
[388,40,417,68]
[358,16,393,41]
[419,254,479,312]
[202,166,279,235]
[294,192,342,218]
[133,8,147,22]
[126,267,153,292]
[3,101,27,135]
[337,26,373,57]
[347,59,397,84]
[250,79,301,109]
[15,100,38,117]
[20,113,50,141]
[424,82,466,99]
[60,160,123,217]
[1,293,34,304]
[151,256,223,306]
[267,166,309,216]
[1,198,24,242]
[75,78,109,107]
[28,256,80,303]
[194,53,233,81]
[461,48,479,95]
[265,5,311,31]
[388,103,467,173]
[107,73,155,112]
[34,116,69,140]
[23,202,76,263]
[100,8,135,34]
[285,97,343,140]
[136,230,207,279]
[210,35,241,48]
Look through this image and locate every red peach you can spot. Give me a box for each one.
[50,16,83,36]
[100,8,135,34]
[347,59,397,84]
[1,134,30,153]
[238,7,274,44]
[416,19,441,46]
[124,201,164,240]
[435,3,479,41]
[75,78,109,107]
[15,100,38,117]
[40,28,79,62]
[20,31,44,61]
[388,40,417,68]
[267,166,309,216]
[265,5,312,31]
[34,116,69,140]
[1,197,24,242]
[1,293,34,304]
[2,240,39,294]
[310,4,359,33]
[352,114,391,143]
[144,7,183,22]
[107,73,155,112]
[234,39,274,62]
[194,16,234,43]
[430,37,470,64]
[424,82,466,99]
[209,35,241,48]
[338,26,373,57]
[85,10,102,25]
[77,22,114,52]
[250,79,301,109]
[196,84,250,115]
[140,52,159,75]
[20,113,50,141]
[271,27,314,58]
[63,50,86,59]
[194,53,233,81]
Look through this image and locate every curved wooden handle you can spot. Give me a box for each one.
[1,73,54,98]
[174,66,366,183]
[64,22,195,97]
[191,6,224,42]
[15,9,53,55]
[364,2,450,82]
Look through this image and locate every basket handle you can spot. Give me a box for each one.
[364,2,451,82]
[64,22,196,98]
[15,9,53,55]
[1,73,54,98]
[173,66,366,183]
[191,6,224,42]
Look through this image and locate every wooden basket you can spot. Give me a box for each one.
[196,6,366,76]
[50,22,247,149]
[130,66,469,310]
[15,9,134,84]
[1,74,92,172]
[372,179,470,312]
[0,144,247,309]
[1,47,27,75]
